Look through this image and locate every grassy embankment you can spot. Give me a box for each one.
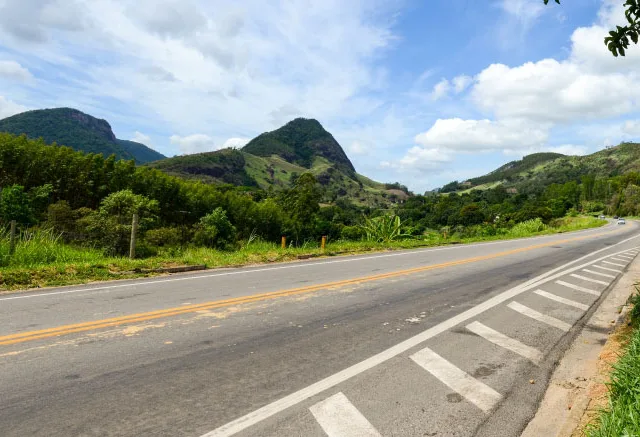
[585,291,640,436]
[0,216,605,291]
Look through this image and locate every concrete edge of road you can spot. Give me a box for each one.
[520,250,639,437]
[0,219,617,298]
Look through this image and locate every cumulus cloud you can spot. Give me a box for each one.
[170,134,218,154]
[127,0,207,38]
[431,75,472,100]
[0,60,32,80]
[348,141,367,155]
[431,79,450,101]
[547,144,588,156]
[0,95,26,118]
[415,118,548,152]
[622,120,640,137]
[452,75,472,93]
[222,137,250,149]
[131,131,152,145]
[385,146,452,172]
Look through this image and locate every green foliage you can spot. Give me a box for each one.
[545,0,639,57]
[586,323,640,436]
[116,139,166,164]
[508,218,548,237]
[83,190,159,256]
[193,207,237,250]
[0,185,32,223]
[243,118,356,173]
[145,227,182,247]
[359,215,410,243]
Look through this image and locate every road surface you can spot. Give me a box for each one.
[1,222,639,437]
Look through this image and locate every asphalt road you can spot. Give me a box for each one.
[1,222,639,437]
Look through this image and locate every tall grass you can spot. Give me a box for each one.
[586,294,640,436]
[0,227,103,268]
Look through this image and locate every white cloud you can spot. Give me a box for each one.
[622,120,640,137]
[431,79,450,101]
[170,134,219,154]
[348,141,367,155]
[222,137,250,149]
[393,146,452,171]
[0,95,27,118]
[131,131,152,145]
[452,75,472,93]
[499,0,545,24]
[547,144,588,156]
[415,118,549,152]
[0,60,32,80]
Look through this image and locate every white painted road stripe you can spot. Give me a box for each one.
[507,302,572,331]
[309,392,382,437]
[200,240,639,437]
[582,268,615,279]
[411,346,502,413]
[591,265,622,273]
[569,274,609,286]
[611,257,629,262]
[617,254,633,258]
[555,280,601,296]
[603,260,626,267]
[533,290,589,311]
[466,321,544,364]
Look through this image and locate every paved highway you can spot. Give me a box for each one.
[1,222,639,436]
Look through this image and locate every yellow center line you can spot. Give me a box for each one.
[0,229,618,346]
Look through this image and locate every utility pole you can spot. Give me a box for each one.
[129,213,139,259]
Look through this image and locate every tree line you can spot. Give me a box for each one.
[0,133,636,257]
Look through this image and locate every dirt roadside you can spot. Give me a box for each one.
[521,254,639,437]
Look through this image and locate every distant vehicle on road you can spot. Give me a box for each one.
[599,215,606,219]
[618,218,626,225]
[614,215,619,219]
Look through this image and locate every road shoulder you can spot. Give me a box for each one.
[521,253,639,437]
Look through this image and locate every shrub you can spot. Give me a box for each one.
[193,207,237,250]
[341,225,364,241]
[145,227,181,247]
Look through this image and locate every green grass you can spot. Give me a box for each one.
[586,293,640,437]
[0,216,606,292]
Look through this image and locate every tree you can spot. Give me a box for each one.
[193,207,237,250]
[0,185,32,224]
[545,0,640,56]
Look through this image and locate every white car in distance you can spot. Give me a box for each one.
[618,218,626,225]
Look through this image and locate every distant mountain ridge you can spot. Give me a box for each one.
[442,144,640,194]
[0,108,165,164]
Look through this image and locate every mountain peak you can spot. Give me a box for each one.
[242,118,355,173]
[0,107,165,163]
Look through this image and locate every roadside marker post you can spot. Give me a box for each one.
[130,213,139,259]
[281,235,286,249]
[321,235,327,252]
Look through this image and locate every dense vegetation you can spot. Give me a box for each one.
[243,118,356,174]
[0,108,165,163]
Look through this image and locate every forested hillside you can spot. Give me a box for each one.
[0,108,165,164]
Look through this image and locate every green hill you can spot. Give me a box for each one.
[0,108,165,164]
[442,144,640,194]
[243,118,356,175]
[116,139,166,163]
[148,118,397,206]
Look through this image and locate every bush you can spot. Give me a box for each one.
[340,225,364,241]
[509,218,547,237]
[145,227,182,247]
[193,207,237,250]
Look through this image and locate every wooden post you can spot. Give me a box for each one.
[9,220,16,255]
[321,235,326,252]
[281,235,286,249]
[129,213,139,259]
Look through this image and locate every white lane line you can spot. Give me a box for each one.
[617,254,633,258]
[466,321,543,364]
[611,257,629,262]
[569,274,609,286]
[200,240,640,437]
[410,346,502,413]
[0,225,623,302]
[533,290,589,311]
[591,265,623,274]
[582,269,616,279]
[603,260,626,267]
[555,280,601,296]
[507,302,572,332]
[309,392,382,437]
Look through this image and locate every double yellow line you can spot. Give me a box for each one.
[0,230,614,347]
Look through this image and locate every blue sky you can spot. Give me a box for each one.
[1,0,639,192]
